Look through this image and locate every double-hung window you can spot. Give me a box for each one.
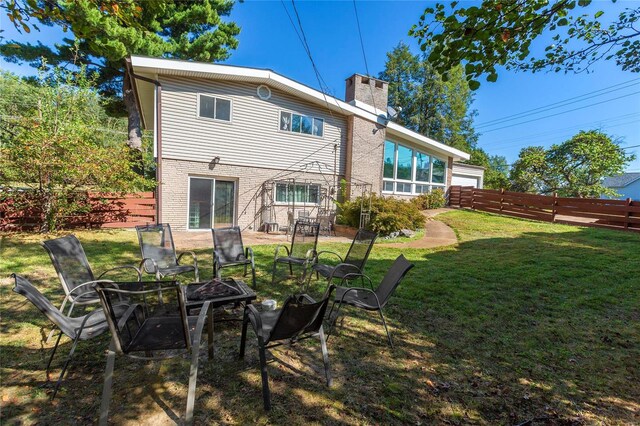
[280,111,324,137]
[275,182,320,205]
[383,140,447,195]
[198,94,232,122]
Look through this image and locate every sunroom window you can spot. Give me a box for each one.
[382,140,447,195]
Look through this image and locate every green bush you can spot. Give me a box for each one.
[337,194,424,235]
[412,188,447,210]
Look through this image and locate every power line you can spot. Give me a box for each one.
[281,0,378,161]
[476,77,640,128]
[483,112,640,146]
[486,117,640,152]
[352,0,370,77]
[480,90,640,134]
[352,0,378,113]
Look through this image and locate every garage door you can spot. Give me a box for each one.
[451,175,479,188]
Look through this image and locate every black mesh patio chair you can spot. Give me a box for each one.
[239,285,335,411]
[272,221,320,285]
[136,223,200,282]
[42,234,142,317]
[212,226,256,288]
[307,228,378,291]
[327,255,414,348]
[317,213,336,236]
[95,281,213,426]
[11,274,128,400]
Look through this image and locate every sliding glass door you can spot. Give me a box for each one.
[188,177,235,229]
[214,180,234,228]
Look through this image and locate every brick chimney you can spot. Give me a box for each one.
[345,74,388,113]
[343,74,389,196]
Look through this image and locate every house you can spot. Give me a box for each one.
[602,173,640,201]
[127,56,472,231]
[451,162,484,188]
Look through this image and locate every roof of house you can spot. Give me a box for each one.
[453,162,485,170]
[128,55,470,161]
[602,172,640,188]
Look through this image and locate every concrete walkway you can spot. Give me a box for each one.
[172,208,458,251]
[378,207,458,249]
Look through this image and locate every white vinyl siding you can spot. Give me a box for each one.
[160,76,346,174]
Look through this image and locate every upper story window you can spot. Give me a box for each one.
[383,140,447,195]
[275,182,320,205]
[198,94,232,122]
[280,111,324,137]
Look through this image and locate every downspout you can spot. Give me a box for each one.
[126,62,163,225]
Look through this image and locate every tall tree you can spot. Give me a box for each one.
[1,0,240,149]
[410,1,640,89]
[508,130,635,197]
[379,42,479,152]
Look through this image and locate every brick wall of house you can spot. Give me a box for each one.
[345,115,386,195]
[344,74,388,196]
[345,74,389,113]
[161,158,339,231]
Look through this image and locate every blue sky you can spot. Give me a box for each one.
[1,0,638,171]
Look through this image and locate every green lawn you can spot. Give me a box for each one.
[1,210,639,425]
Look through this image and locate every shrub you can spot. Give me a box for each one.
[0,67,152,231]
[412,188,447,210]
[337,194,424,235]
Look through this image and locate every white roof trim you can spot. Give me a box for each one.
[349,99,387,116]
[129,55,470,161]
[386,122,470,160]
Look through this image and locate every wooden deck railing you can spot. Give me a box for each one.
[448,186,640,232]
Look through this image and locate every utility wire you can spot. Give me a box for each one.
[352,0,378,113]
[486,116,640,152]
[477,77,640,128]
[489,119,640,153]
[477,83,640,129]
[281,0,379,162]
[484,112,640,145]
[480,91,640,134]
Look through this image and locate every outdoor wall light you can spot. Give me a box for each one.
[209,156,221,170]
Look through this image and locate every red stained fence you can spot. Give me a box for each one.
[0,191,156,231]
[448,186,640,233]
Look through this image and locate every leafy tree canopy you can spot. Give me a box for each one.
[468,148,510,189]
[0,67,152,231]
[508,130,635,197]
[379,42,478,153]
[1,0,240,148]
[410,0,640,89]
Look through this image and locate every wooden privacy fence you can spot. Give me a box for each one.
[0,191,156,231]
[448,186,640,232]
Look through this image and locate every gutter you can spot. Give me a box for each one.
[125,58,163,225]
